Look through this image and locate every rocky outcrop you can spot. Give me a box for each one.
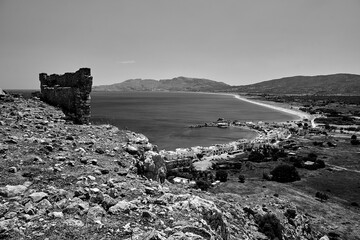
[39,68,92,124]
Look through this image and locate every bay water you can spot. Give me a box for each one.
[90,92,296,150]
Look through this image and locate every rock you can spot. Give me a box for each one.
[127,132,149,144]
[50,211,64,219]
[181,226,212,240]
[126,144,140,155]
[143,151,167,181]
[63,198,89,215]
[63,218,84,227]
[89,191,104,204]
[0,204,8,217]
[101,194,117,210]
[100,168,110,174]
[36,199,52,210]
[95,147,105,154]
[87,205,106,224]
[117,168,128,176]
[79,157,88,164]
[108,200,137,214]
[142,210,156,219]
[145,187,156,195]
[8,167,17,173]
[24,202,37,215]
[0,181,31,197]
[90,159,98,165]
[0,219,15,234]
[29,192,48,203]
[88,175,96,181]
[319,236,330,240]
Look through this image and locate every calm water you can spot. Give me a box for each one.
[91,92,296,150]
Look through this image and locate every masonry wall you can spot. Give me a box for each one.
[39,68,93,124]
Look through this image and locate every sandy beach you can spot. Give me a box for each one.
[231,94,312,121]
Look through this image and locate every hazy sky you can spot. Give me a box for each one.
[1,0,359,89]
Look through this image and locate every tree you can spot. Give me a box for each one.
[195,180,211,191]
[255,213,283,240]
[248,150,265,162]
[238,174,245,183]
[270,165,301,183]
[215,170,228,182]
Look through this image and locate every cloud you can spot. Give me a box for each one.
[117,60,136,64]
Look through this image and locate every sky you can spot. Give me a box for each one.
[0,0,360,89]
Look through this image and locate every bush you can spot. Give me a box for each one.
[195,180,211,191]
[248,150,265,162]
[255,213,283,240]
[351,139,360,145]
[238,174,245,183]
[215,170,228,182]
[315,192,329,202]
[314,159,326,169]
[270,165,300,183]
[351,135,357,140]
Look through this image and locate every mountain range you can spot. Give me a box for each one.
[92,77,230,92]
[92,73,360,95]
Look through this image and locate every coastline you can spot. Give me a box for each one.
[231,94,311,122]
[191,91,311,122]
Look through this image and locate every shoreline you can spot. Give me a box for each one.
[185,91,312,122]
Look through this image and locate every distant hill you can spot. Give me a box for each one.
[230,74,360,95]
[93,73,360,95]
[92,77,230,92]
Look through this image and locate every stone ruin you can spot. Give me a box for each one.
[39,68,93,124]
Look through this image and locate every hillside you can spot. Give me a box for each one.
[230,74,360,95]
[92,77,230,92]
[0,94,328,240]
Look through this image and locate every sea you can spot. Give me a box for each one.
[91,92,297,150]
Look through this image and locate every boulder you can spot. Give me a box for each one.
[0,219,15,234]
[108,200,137,214]
[127,132,149,144]
[143,151,167,182]
[0,181,32,197]
[63,218,84,227]
[87,205,106,224]
[101,194,117,210]
[29,192,48,203]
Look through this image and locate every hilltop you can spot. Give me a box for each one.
[92,77,230,92]
[229,73,360,95]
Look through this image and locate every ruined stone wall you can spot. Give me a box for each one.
[39,68,92,124]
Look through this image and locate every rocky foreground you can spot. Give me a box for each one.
[0,95,328,239]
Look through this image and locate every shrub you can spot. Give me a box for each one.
[284,209,296,219]
[238,174,245,183]
[314,159,326,169]
[270,164,300,183]
[255,213,283,240]
[215,170,228,182]
[315,192,329,202]
[351,139,360,145]
[248,150,265,162]
[195,180,211,191]
[351,135,357,140]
